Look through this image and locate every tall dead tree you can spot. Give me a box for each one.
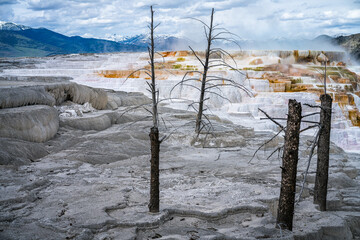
[195,8,214,133]
[125,6,161,213]
[276,99,302,231]
[310,54,333,211]
[148,5,160,213]
[314,94,332,211]
[171,8,251,134]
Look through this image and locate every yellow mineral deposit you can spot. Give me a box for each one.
[97,70,140,78]
[249,58,263,65]
[349,109,360,126]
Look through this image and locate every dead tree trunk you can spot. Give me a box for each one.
[195,8,214,133]
[276,99,302,231]
[314,94,332,211]
[149,127,160,212]
[148,6,160,213]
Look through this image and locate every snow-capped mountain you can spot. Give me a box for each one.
[116,34,191,51]
[118,34,149,45]
[0,21,31,31]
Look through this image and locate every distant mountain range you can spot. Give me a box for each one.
[0,22,359,60]
[0,22,147,57]
[118,34,191,51]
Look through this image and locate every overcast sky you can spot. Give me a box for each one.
[1,0,360,41]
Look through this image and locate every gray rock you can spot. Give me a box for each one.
[60,113,112,131]
[0,105,59,142]
[0,138,48,165]
[0,85,55,109]
[0,83,108,110]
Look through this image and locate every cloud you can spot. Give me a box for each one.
[280,12,306,21]
[347,9,360,19]
[27,0,64,10]
[1,0,359,41]
[0,0,17,5]
[0,1,15,19]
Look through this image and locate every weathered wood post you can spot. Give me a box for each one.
[149,127,160,212]
[276,99,302,231]
[314,94,332,211]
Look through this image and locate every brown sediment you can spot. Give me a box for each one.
[334,94,355,106]
[160,51,189,58]
[349,109,360,127]
[293,50,299,63]
[288,85,308,92]
[249,58,263,65]
[162,51,177,57]
[97,70,140,78]
[176,51,188,57]
[243,67,264,71]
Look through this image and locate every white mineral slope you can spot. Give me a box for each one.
[0,105,59,142]
[0,102,359,239]
[0,53,359,238]
[0,82,108,110]
[0,81,110,144]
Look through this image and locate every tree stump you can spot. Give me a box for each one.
[276,99,302,231]
[314,94,332,211]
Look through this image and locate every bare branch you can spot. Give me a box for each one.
[187,17,210,30]
[296,128,321,203]
[302,120,321,124]
[206,90,232,102]
[154,22,161,29]
[212,37,242,50]
[170,71,202,97]
[302,112,320,119]
[267,146,284,160]
[124,68,152,85]
[304,103,323,110]
[258,108,285,130]
[143,106,154,116]
[300,124,320,133]
[189,46,205,66]
[249,127,285,163]
[209,48,238,67]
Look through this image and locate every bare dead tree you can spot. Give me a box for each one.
[148,5,161,213]
[251,100,304,231]
[314,94,332,211]
[195,8,214,133]
[124,6,162,213]
[252,55,332,229]
[276,99,302,231]
[311,53,333,211]
[170,8,252,134]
